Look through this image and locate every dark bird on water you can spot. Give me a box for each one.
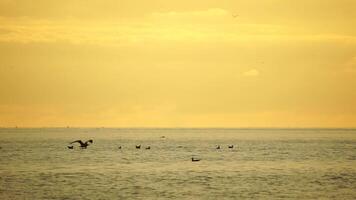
[136,145,141,149]
[70,139,93,149]
[216,145,221,149]
[118,146,122,149]
[228,145,234,149]
[67,145,74,149]
[146,146,151,150]
[191,157,201,162]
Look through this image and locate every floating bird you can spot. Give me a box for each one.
[161,136,166,139]
[192,157,201,162]
[70,139,93,149]
[67,145,74,149]
[228,145,234,149]
[145,146,151,150]
[216,145,221,149]
[118,146,122,149]
[136,145,141,149]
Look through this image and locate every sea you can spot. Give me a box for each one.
[0,128,355,199]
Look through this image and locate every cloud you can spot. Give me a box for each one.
[344,56,356,73]
[243,69,260,77]
[151,8,229,19]
[0,11,356,46]
[153,8,228,17]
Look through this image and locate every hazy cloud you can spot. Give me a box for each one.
[344,56,356,73]
[0,11,355,46]
[243,69,260,77]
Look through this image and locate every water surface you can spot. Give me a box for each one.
[0,128,355,199]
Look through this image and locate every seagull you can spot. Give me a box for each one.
[228,145,234,149]
[67,145,74,149]
[70,139,93,149]
[191,157,201,162]
[145,146,151,150]
[136,145,141,149]
[216,145,221,149]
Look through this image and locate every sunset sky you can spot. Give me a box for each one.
[0,0,355,127]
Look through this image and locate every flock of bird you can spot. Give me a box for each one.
[67,139,235,162]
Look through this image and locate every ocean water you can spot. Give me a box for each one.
[0,128,355,199]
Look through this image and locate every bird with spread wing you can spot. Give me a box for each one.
[70,139,93,149]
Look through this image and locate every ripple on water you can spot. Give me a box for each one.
[0,128,355,199]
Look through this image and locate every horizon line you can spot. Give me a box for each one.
[0,126,355,130]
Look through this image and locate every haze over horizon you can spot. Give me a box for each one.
[0,0,355,128]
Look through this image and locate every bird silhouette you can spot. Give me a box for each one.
[136,145,141,149]
[70,139,93,149]
[145,146,151,150]
[191,157,201,162]
[228,145,234,149]
[216,145,221,149]
[67,145,74,149]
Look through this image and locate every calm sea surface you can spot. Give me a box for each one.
[0,128,355,199]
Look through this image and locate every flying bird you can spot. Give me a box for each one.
[70,139,93,149]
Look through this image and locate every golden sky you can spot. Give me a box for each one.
[0,0,356,127]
